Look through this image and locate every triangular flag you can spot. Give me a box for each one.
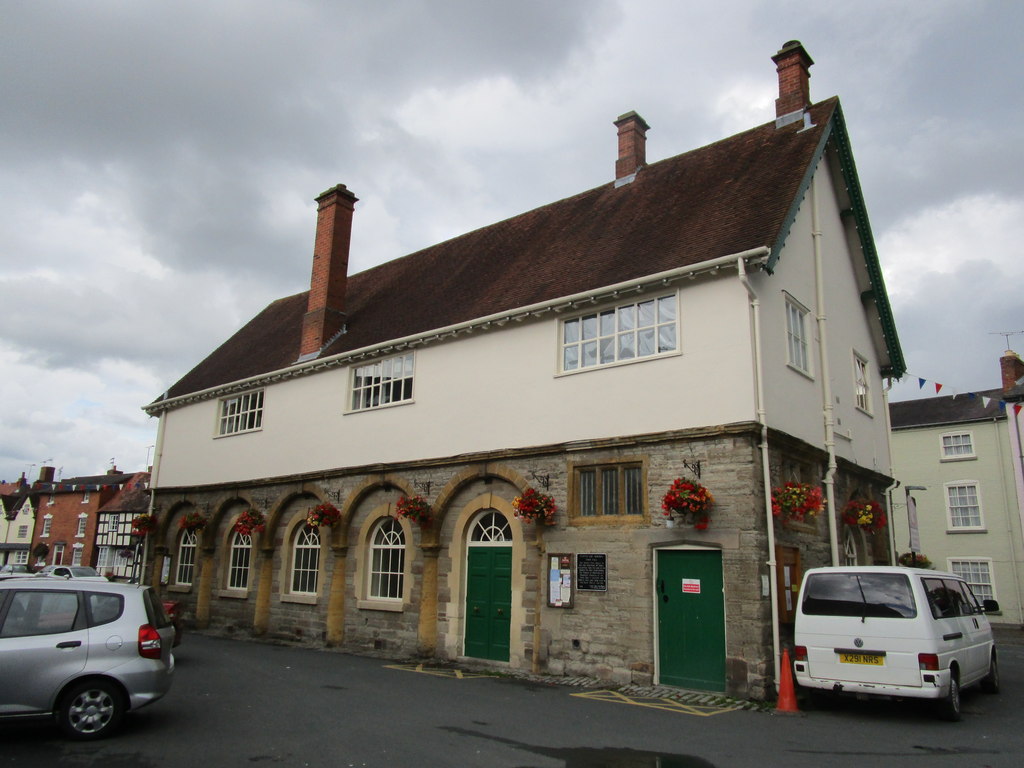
[918,378,927,389]
[1015,404,1022,416]
[982,396,992,408]
[998,401,1007,412]
[935,383,943,394]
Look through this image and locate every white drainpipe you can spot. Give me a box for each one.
[812,175,840,565]
[737,256,781,687]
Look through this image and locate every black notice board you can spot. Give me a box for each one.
[576,553,607,592]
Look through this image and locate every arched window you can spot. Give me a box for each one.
[471,511,512,543]
[176,529,197,585]
[291,526,320,594]
[228,532,252,590]
[369,518,405,600]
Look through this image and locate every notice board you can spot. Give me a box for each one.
[576,553,608,592]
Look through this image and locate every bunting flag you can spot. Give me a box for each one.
[904,372,1022,415]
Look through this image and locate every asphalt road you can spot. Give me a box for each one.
[2,633,1024,767]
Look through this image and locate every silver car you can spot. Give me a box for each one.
[34,565,109,581]
[0,579,175,739]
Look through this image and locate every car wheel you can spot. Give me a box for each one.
[56,680,125,740]
[981,653,1000,694]
[936,671,961,722]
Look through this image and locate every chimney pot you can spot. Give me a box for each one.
[300,184,358,360]
[614,111,650,184]
[38,466,55,484]
[772,40,814,125]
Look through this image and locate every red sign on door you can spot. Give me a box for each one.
[682,578,701,594]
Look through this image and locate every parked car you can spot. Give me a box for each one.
[0,578,175,739]
[34,565,109,581]
[0,564,34,578]
[793,566,1000,721]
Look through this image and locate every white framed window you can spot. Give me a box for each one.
[41,516,52,537]
[76,515,87,537]
[572,461,645,519]
[13,550,29,565]
[228,532,252,591]
[854,353,871,413]
[785,297,811,374]
[842,532,858,566]
[218,389,264,436]
[941,432,975,460]
[107,514,120,531]
[82,490,90,503]
[176,530,197,585]
[946,483,983,529]
[291,527,320,595]
[949,559,995,603]
[71,546,83,566]
[471,511,512,543]
[52,543,65,565]
[17,525,29,539]
[369,518,405,601]
[96,546,116,571]
[561,294,677,372]
[351,353,415,411]
[47,495,55,506]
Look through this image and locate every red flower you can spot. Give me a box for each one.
[662,479,714,528]
[513,488,557,525]
[306,503,341,528]
[395,495,432,525]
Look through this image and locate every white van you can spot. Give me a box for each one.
[793,566,1000,720]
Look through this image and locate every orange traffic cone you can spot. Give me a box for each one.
[776,647,799,713]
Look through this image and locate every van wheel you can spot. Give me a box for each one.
[981,653,1000,694]
[936,672,961,722]
[56,680,125,740]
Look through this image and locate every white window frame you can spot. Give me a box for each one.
[96,546,116,571]
[785,296,811,375]
[290,527,321,595]
[227,532,252,591]
[853,352,871,413]
[350,353,415,412]
[76,515,87,538]
[946,482,984,530]
[941,432,976,461]
[17,524,29,539]
[368,518,405,602]
[41,516,52,537]
[13,550,28,565]
[52,543,65,565]
[948,558,995,603]
[71,545,83,566]
[176,529,198,585]
[82,490,90,503]
[217,389,265,436]
[560,293,678,374]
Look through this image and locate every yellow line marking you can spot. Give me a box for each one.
[571,689,741,717]
[385,663,489,679]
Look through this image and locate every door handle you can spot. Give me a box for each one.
[497,608,504,616]
[473,606,480,615]
[56,641,82,649]
[657,579,665,595]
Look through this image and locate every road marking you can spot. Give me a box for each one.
[385,663,490,679]
[571,689,742,716]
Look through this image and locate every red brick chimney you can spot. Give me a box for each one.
[38,466,55,483]
[614,111,650,184]
[300,184,358,360]
[772,40,813,123]
[1000,350,1024,395]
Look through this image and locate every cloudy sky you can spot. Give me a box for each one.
[1,1,1021,483]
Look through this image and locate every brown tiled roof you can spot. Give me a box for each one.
[99,472,151,514]
[889,389,1006,429]
[164,100,841,401]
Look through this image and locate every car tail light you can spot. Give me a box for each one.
[918,653,939,671]
[138,624,163,659]
[793,645,808,662]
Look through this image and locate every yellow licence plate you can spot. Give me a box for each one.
[839,652,884,665]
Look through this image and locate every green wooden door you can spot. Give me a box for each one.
[656,549,726,691]
[465,547,512,661]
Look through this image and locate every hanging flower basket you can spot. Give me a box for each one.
[771,482,824,523]
[662,479,714,529]
[305,502,341,529]
[179,511,208,532]
[131,513,157,536]
[898,552,933,569]
[512,488,557,525]
[233,509,266,537]
[842,499,887,534]
[395,495,433,526]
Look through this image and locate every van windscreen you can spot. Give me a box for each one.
[801,572,917,618]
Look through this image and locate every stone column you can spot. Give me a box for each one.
[195,549,215,629]
[417,545,441,656]
[325,546,348,646]
[149,546,168,597]
[252,550,275,636]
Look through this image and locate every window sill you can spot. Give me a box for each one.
[946,528,987,534]
[281,593,319,605]
[940,456,977,462]
[357,599,404,612]
[786,362,814,381]
[569,514,647,527]
[217,589,250,600]
[166,584,192,594]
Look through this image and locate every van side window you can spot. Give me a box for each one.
[923,578,970,619]
[801,572,916,618]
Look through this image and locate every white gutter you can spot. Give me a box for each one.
[882,378,901,564]
[737,256,781,688]
[144,246,773,416]
[141,409,167,585]
[812,175,840,565]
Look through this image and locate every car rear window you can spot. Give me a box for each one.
[801,572,917,618]
[87,592,124,626]
[142,588,172,629]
